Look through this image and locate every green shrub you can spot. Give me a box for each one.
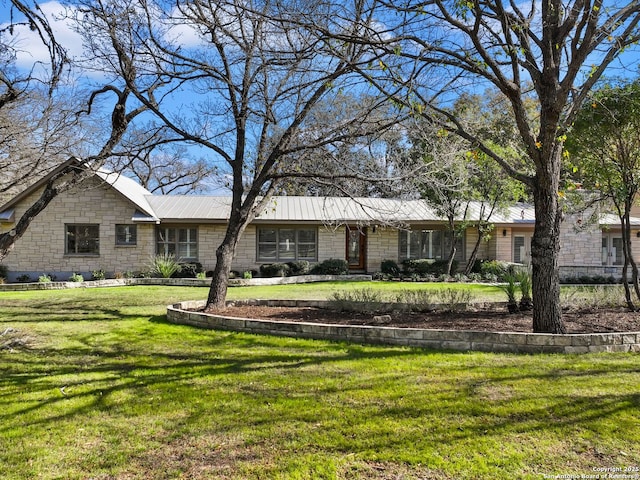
[68,273,84,282]
[286,260,310,276]
[148,254,182,278]
[480,260,518,281]
[380,259,400,277]
[38,274,52,283]
[173,262,203,278]
[431,259,458,275]
[260,263,290,277]
[310,258,349,275]
[196,271,207,279]
[402,258,457,276]
[91,269,106,280]
[242,271,253,279]
[0,264,8,280]
[16,274,31,283]
[470,258,486,274]
[401,259,433,276]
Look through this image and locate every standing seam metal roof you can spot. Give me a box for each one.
[144,195,539,224]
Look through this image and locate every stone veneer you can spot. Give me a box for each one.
[167,299,640,354]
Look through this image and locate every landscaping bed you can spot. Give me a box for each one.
[207,303,640,334]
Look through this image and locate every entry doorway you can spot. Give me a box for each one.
[602,234,623,266]
[513,233,532,265]
[346,226,367,271]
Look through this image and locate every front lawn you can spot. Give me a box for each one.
[1,285,638,479]
[227,280,505,302]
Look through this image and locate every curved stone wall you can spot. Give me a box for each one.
[167,299,640,354]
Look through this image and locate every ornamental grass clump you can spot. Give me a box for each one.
[330,288,384,313]
[433,287,472,312]
[148,254,182,278]
[393,289,435,312]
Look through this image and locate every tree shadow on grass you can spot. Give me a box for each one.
[3,295,640,476]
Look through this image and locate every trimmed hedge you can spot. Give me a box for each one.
[259,263,290,277]
[172,262,204,279]
[380,259,400,277]
[402,259,457,276]
[310,258,349,275]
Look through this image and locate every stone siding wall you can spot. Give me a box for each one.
[366,227,398,272]
[559,213,601,267]
[1,178,154,280]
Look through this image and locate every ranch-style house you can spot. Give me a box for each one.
[1,159,639,282]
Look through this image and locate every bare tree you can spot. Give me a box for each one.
[0,0,74,202]
[270,93,410,197]
[345,0,640,333]
[0,0,148,259]
[107,126,215,194]
[73,0,406,309]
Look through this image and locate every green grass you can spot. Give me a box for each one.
[1,285,639,479]
[227,280,504,302]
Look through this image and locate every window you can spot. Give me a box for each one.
[116,225,137,246]
[156,227,198,260]
[66,224,100,255]
[257,227,317,261]
[399,229,464,261]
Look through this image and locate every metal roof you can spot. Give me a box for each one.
[96,169,158,221]
[144,195,539,224]
[4,162,640,227]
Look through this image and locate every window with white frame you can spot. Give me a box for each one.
[399,229,464,261]
[116,225,137,246]
[257,227,317,261]
[156,226,198,260]
[66,224,100,255]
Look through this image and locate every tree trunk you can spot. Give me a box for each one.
[446,246,456,276]
[464,224,489,275]
[530,155,565,334]
[206,213,249,311]
[620,211,634,310]
[206,242,235,311]
[622,205,640,308]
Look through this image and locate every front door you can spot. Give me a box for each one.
[346,226,367,270]
[602,234,623,266]
[513,234,532,265]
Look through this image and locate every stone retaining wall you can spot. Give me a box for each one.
[167,299,640,354]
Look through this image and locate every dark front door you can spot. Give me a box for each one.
[346,226,367,270]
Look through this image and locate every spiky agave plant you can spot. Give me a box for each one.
[517,269,533,311]
[499,273,520,314]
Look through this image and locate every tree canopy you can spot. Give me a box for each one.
[569,78,640,309]
[345,0,640,332]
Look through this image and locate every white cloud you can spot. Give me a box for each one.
[2,1,84,70]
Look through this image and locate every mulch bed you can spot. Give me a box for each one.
[204,304,640,334]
